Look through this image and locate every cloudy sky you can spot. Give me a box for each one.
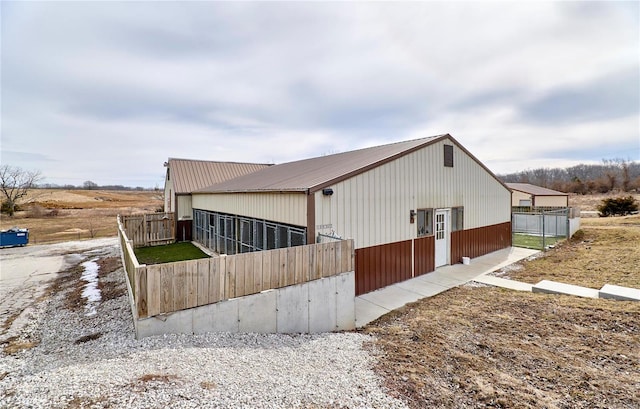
[2,1,638,188]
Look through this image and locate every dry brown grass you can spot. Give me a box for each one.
[366,288,640,409]
[569,192,640,213]
[0,189,162,244]
[366,213,640,408]
[506,215,640,289]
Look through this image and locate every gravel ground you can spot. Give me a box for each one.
[0,240,407,409]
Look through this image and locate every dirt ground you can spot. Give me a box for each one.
[0,189,162,244]
[365,214,640,409]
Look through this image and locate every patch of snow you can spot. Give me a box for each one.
[81,259,101,316]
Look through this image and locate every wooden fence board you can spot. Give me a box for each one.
[322,243,331,278]
[226,256,236,299]
[147,265,161,317]
[301,245,310,283]
[313,244,323,280]
[196,259,209,307]
[244,254,255,296]
[271,250,281,289]
[160,264,173,314]
[262,252,272,293]
[173,262,187,311]
[186,260,198,309]
[137,267,148,318]
[131,239,355,318]
[287,248,296,286]
[294,246,304,285]
[252,253,262,293]
[235,255,246,298]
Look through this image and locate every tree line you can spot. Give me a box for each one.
[37,181,157,191]
[498,159,640,194]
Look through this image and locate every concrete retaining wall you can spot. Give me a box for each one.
[129,271,355,339]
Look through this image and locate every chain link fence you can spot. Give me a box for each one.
[512,208,573,250]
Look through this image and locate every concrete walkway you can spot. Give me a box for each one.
[355,246,540,327]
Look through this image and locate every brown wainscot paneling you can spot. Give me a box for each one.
[451,222,512,264]
[414,235,435,277]
[355,240,412,296]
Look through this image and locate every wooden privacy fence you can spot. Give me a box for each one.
[117,216,141,298]
[117,217,354,319]
[119,213,175,247]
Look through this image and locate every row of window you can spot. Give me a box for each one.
[416,207,464,238]
[193,209,307,255]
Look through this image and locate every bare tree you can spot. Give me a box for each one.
[83,180,98,190]
[0,165,43,216]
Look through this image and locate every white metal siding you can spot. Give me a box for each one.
[177,195,192,220]
[511,190,531,206]
[314,139,511,249]
[534,195,568,207]
[192,192,307,227]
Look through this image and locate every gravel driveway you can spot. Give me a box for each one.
[0,239,406,408]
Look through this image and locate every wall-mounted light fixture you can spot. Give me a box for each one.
[410,209,416,224]
[322,188,334,196]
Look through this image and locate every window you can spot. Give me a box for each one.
[451,207,464,231]
[444,144,454,167]
[193,210,306,254]
[417,208,433,237]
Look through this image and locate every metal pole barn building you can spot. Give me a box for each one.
[189,134,512,295]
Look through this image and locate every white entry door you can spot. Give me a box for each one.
[435,209,450,267]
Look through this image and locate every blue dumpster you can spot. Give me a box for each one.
[0,228,29,248]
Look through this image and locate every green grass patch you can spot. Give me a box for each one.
[513,233,564,250]
[134,242,210,265]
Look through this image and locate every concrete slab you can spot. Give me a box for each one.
[473,275,533,292]
[335,272,356,331]
[355,298,389,327]
[396,278,448,298]
[532,280,600,298]
[211,298,239,333]
[357,285,422,311]
[599,284,640,301]
[308,278,337,333]
[238,290,277,333]
[276,284,309,333]
[419,271,465,287]
[192,302,216,334]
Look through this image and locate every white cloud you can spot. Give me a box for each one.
[1,1,638,186]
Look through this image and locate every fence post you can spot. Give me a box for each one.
[542,210,546,250]
[143,214,148,247]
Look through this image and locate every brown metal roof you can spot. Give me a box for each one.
[196,134,454,194]
[168,158,272,194]
[506,183,568,196]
